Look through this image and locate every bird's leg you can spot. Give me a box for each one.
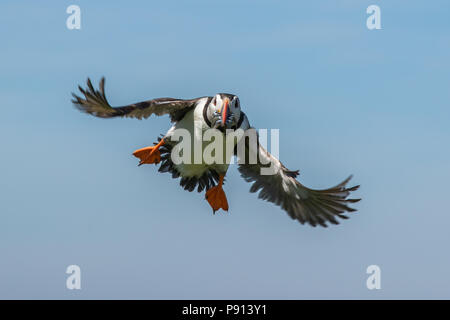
[132,139,165,166]
[205,174,229,213]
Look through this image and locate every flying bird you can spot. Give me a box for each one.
[72,78,360,227]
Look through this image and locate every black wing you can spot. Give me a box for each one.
[237,136,361,227]
[72,77,206,122]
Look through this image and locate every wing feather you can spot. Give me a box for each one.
[72,77,205,122]
[237,135,360,227]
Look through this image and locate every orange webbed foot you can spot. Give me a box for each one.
[132,139,165,166]
[205,175,228,213]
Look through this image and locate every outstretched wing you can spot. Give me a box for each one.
[237,137,360,227]
[72,77,205,122]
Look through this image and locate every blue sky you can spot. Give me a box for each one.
[1,0,450,299]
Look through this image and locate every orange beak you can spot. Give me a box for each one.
[221,99,229,126]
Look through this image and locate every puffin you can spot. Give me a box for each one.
[72,78,361,227]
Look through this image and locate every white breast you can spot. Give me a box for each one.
[165,98,233,178]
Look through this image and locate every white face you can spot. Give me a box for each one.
[211,94,241,129]
[229,96,241,124]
